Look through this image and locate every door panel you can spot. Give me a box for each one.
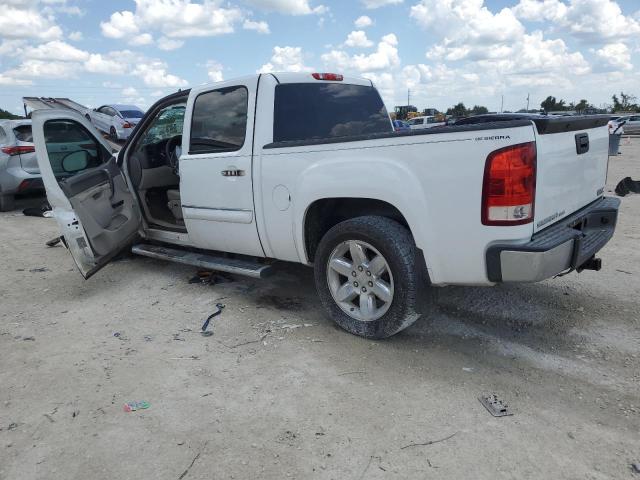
[180,78,264,257]
[33,109,141,278]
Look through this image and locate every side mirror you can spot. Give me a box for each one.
[61,150,90,173]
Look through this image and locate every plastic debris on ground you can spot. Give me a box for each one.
[201,303,225,337]
[123,401,150,412]
[615,177,640,196]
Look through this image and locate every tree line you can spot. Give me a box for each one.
[442,91,639,117]
[538,91,638,113]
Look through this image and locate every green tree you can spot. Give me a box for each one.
[575,99,590,112]
[470,105,489,115]
[540,96,568,112]
[446,102,467,117]
[612,92,639,111]
[0,108,21,120]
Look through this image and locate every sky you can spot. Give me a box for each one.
[1,0,639,115]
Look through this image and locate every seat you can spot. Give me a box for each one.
[166,189,183,221]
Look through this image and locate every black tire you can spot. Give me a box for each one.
[85,114,90,121]
[110,127,117,141]
[314,215,430,339]
[0,193,15,212]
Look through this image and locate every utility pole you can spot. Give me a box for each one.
[500,94,504,113]
[407,88,410,106]
[526,93,530,112]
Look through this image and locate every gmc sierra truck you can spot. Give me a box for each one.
[32,72,620,339]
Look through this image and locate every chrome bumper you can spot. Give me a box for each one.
[486,197,620,283]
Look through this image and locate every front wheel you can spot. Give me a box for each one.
[110,126,117,141]
[314,216,428,339]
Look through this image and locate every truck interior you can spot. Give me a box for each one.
[126,97,188,232]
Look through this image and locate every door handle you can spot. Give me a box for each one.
[221,169,245,177]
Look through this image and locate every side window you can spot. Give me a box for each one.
[13,125,33,142]
[190,86,248,154]
[43,119,109,177]
[136,103,186,149]
[414,118,424,125]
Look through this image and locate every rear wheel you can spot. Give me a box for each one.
[0,193,16,212]
[314,216,428,339]
[110,126,117,141]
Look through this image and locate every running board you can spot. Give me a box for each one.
[131,244,274,279]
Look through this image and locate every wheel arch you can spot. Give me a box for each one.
[302,197,413,264]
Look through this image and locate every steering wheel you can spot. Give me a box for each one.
[165,135,182,175]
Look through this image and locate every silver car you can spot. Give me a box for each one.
[0,120,41,211]
[613,115,640,135]
[85,104,144,141]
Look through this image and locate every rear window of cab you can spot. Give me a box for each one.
[273,83,392,143]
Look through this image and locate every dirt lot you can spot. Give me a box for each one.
[1,139,639,480]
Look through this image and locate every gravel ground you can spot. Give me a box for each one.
[1,138,639,480]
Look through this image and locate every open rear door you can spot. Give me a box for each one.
[32,109,141,278]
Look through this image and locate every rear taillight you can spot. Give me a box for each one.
[482,142,536,226]
[312,73,343,81]
[1,145,35,156]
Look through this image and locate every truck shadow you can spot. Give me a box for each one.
[405,281,613,357]
[241,262,603,354]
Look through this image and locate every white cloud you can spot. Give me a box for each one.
[411,0,525,51]
[511,0,568,22]
[243,19,270,34]
[23,40,89,62]
[132,60,188,87]
[131,33,154,46]
[258,46,314,73]
[512,0,640,42]
[245,0,327,15]
[595,42,633,71]
[100,0,244,40]
[206,60,224,82]
[101,10,139,39]
[84,53,129,75]
[122,86,139,97]
[0,4,63,40]
[157,36,184,51]
[5,59,80,79]
[344,31,374,48]
[0,73,33,86]
[360,0,403,8]
[354,15,373,28]
[322,33,399,72]
[68,31,83,41]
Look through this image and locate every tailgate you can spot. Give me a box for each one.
[532,116,609,233]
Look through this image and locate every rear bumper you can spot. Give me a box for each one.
[486,197,620,282]
[0,167,43,195]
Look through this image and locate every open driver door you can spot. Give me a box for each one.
[32,109,141,278]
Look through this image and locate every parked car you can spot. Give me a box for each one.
[0,120,42,211]
[608,117,625,135]
[407,115,446,130]
[612,115,640,134]
[85,104,144,141]
[392,119,410,132]
[33,72,619,339]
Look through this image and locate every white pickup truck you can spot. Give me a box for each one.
[33,72,620,339]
